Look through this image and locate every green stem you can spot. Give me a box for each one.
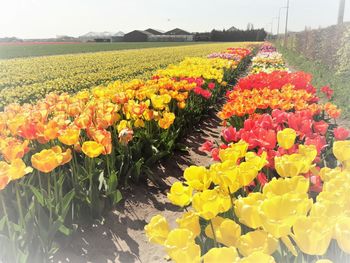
[15,184,25,227]
[0,193,18,263]
[47,174,52,222]
[88,158,94,213]
[210,220,218,248]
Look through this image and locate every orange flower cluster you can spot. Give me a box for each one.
[218,84,319,119]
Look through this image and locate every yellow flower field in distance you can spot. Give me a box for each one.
[0,42,256,107]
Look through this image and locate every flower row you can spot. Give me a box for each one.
[145,43,350,263]
[0,45,253,262]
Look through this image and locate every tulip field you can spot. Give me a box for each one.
[145,44,350,263]
[0,40,349,263]
[0,42,254,262]
[0,43,244,107]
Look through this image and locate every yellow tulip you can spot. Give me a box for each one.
[209,161,241,194]
[298,144,317,163]
[234,192,264,229]
[262,176,309,197]
[202,247,239,263]
[205,216,241,247]
[319,167,343,182]
[239,251,276,263]
[333,141,350,163]
[192,189,231,220]
[277,128,296,150]
[176,211,201,237]
[335,216,350,254]
[167,182,192,207]
[292,216,333,255]
[219,147,241,163]
[158,112,175,129]
[274,154,310,177]
[117,120,130,133]
[230,140,249,158]
[164,228,200,263]
[244,151,268,170]
[144,215,170,245]
[310,201,343,224]
[58,128,80,146]
[8,158,33,180]
[184,166,211,191]
[134,118,145,128]
[259,193,312,238]
[237,161,259,186]
[237,230,278,257]
[81,141,104,158]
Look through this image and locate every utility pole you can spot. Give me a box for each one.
[284,0,290,46]
[338,0,346,24]
[277,6,287,37]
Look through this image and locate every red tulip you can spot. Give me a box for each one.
[221,126,236,143]
[334,127,350,140]
[313,120,329,135]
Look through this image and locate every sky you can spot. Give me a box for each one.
[0,0,349,38]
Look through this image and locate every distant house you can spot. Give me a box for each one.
[145,28,164,35]
[165,28,192,35]
[123,30,154,42]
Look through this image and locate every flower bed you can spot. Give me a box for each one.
[0,46,253,261]
[146,43,350,262]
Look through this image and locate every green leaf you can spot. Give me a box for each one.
[29,186,45,206]
[58,224,72,236]
[107,171,118,194]
[0,216,6,231]
[61,190,75,217]
[109,190,122,205]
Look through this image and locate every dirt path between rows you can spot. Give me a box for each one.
[53,107,224,263]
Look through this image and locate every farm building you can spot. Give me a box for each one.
[145,28,164,35]
[165,28,192,35]
[148,34,194,42]
[123,29,194,42]
[123,30,154,42]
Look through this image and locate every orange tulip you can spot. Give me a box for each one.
[1,139,29,162]
[43,120,60,140]
[0,162,11,190]
[51,146,72,165]
[31,148,63,173]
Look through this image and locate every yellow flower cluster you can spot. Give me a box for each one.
[156,57,238,83]
[145,138,350,262]
[0,43,246,107]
